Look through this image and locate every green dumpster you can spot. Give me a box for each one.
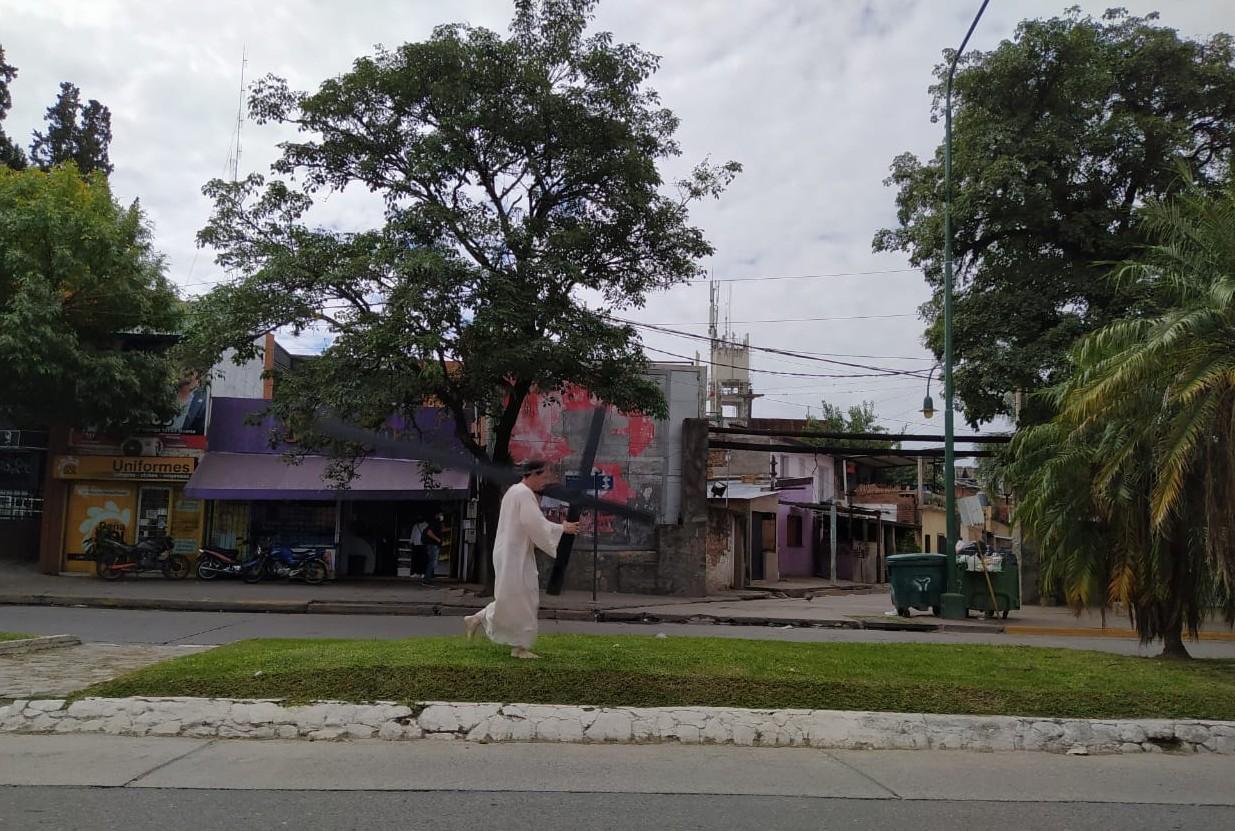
[886,553,947,617]
[959,550,1020,619]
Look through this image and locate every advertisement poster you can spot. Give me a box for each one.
[67,373,208,457]
[170,494,204,556]
[64,484,136,571]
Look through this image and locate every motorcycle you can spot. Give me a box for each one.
[87,531,188,580]
[195,543,264,581]
[244,541,329,585]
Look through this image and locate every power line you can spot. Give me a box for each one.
[635,316,935,362]
[175,267,923,292]
[643,346,925,380]
[689,268,919,283]
[622,317,931,378]
[639,313,918,325]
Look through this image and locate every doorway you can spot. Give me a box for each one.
[136,487,172,541]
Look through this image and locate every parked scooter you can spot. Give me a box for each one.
[195,542,264,581]
[87,530,188,580]
[244,541,329,585]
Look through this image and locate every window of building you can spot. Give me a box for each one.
[924,534,931,553]
[937,534,946,555]
[787,514,803,547]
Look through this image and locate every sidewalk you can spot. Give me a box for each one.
[2,561,1232,638]
[0,561,729,620]
[5,733,1234,802]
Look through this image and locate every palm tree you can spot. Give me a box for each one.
[1009,177,1235,658]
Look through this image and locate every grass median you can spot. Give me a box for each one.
[80,634,1235,720]
[0,632,34,641]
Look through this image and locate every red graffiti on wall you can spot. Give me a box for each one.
[508,390,572,463]
[612,413,656,458]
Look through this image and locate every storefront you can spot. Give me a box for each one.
[189,397,474,580]
[185,452,470,578]
[50,454,204,573]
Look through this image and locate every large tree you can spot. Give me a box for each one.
[0,164,182,430]
[30,81,114,176]
[0,45,25,170]
[1009,176,1235,658]
[874,8,1235,426]
[184,0,738,574]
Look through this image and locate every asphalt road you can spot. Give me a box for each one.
[1,735,1232,830]
[2,788,1229,831]
[3,603,1235,656]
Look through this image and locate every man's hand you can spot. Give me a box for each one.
[561,520,580,535]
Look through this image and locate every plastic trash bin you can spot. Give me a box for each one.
[886,553,947,617]
[961,551,1020,619]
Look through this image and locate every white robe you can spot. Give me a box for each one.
[478,481,564,649]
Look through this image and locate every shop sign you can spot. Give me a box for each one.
[68,430,207,456]
[53,455,197,482]
[1,430,48,449]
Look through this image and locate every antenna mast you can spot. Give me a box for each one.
[228,46,247,182]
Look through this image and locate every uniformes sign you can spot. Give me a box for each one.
[52,455,197,482]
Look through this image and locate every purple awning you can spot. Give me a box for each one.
[184,452,469,501]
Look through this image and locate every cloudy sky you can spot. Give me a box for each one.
[3,0,1230,432]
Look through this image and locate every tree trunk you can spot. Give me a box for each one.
[476,478,502,597]
[476,393,524,597]
[1160,627,1191,660]
[1159,608,1192,660]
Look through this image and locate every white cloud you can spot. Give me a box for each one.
[2,0,1230,430]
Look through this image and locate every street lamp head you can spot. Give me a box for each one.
[921,394,935,420]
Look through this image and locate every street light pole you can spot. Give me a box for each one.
[940,0,991,620]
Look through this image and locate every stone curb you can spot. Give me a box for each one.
[1,697,1231,754]
[0,635,81,655]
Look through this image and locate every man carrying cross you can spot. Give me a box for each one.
[464,459,578,659]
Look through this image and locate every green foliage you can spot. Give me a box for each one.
[1009,176,1235,657]
[0,44,25,170]
[874,8,1235,426]
[185,0,738,472]
[29,81,113,176]
[82,634,1235,720]
[0,164,182,430]
[803,400,899,450]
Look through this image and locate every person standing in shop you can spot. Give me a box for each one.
[409,516,429,579]
[422,512,445,585]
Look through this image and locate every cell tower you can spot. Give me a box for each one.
[706,280,760,424]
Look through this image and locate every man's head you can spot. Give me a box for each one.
[520,459,556,492]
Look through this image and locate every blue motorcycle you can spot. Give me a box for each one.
[244,541,329,585]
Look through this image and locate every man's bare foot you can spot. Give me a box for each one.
[511,647,540,659]
[464,614,481,640]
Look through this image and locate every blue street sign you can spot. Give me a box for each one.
[566,470,614,492]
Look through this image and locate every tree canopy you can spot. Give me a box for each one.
[1009,175,1235,658]
[183,0,738,569]
[0,165,181,430]
[29,81,114,176]
[874,8,1235,426]
[804,401,899,451]
[0,45,25,170]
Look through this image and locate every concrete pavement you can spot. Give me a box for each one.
[0,734,1232,830]
[8,733,1235,800]
[4,788,1230,831]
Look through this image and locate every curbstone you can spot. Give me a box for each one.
[0,695,1231,755]
[0,635,81,655]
